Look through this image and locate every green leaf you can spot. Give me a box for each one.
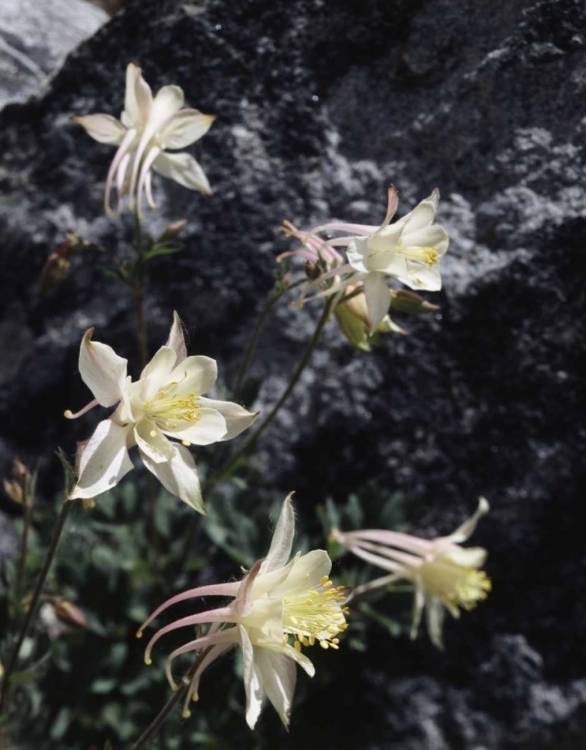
[143,243,183,260]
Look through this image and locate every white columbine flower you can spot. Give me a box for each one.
[283,187,449,332]
[137,495,348,728]
[73,62,215,214]
[331,498,490,649]
[66,313,258,513]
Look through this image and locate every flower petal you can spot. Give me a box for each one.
[446,497,490,544]
[152,151,211,195]
[69,420,133,499]
[198,397,259,440]
[73,114,126,145]
[239,626,265,730]
[400,189,440,234]
[122,62,152,128]
[135,420,175,463]
[141,443,204,513]
[363,273,391,332]
[168,408,227,445]
[169,355,218,396]
[270,550,331,597]
[400,224,450,255]
[425,597,446,650]
[78,328,128,407]
[259,641,315,678]
[260,494,295,575]
[165,311,187,364]
[159,109,216,150]
[148,84,185,132]
[138,346,178,401]
[403,263,442,292]
[255,649,296,728]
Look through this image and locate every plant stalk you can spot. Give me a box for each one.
[0,499,74,717]
[128,651,209,750]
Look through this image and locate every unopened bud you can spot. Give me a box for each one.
[3,478,24,505]
[40,254,70,294]
[335,284,405,352]
[304,262,322,281]
[52,598,89,630]
[157,219,188,244]
[390,290,439,316]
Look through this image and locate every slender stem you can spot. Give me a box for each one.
[15,473,35,604]
[0,499,74,716]
[232,279,306,402]
[208,298,333,491]
[128,652,209,750]
[135,286,148,370]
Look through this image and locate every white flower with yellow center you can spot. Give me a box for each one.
[137,495,348,728]
[66,313,258,513]
[331,498,490,650]
[282,187,449,332]
[73,62,215,215]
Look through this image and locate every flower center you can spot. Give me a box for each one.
[144,389,201,431]
[399,245,439,266]
[419,557,491,611]
[282,576,348,652]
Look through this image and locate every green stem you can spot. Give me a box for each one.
[0,499,74,717]
[15,472,35,606]
[209,298,333,491]
[128,652,209,750]
[232,278,306,402]
[134,212,148,369]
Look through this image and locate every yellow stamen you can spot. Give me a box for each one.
[400,245,440,266]
[144,387,201,431]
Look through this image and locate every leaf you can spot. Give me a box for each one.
[143,243,183,260]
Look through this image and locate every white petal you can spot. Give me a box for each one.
[152,151,211,195]
[159,109,216,150]
[169,355,217,396]
[165,311,187,364]
[347,238,369,274]
[122,62,152,128]
[73,114,125,145]
[239,626,264,730]
[410,580,426,640]
[270,550,331,597]
[134,420,175,463]
[138,346,178,401]
[446,497,490,543]
[425,598,446,650]
[363,273,391,332]
[167,408,227,445]
[148,85,185,133]
[260,494,295,575]
[78,329,128,407]
[255,649,296,728]
[403,263,442,292]
[400,225,449,255]
[69,420,133,499]
[198,398,259,440]
[401,190,440,234]
[260,642,315,678]
[141,443,204,513]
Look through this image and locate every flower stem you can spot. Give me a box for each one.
[128,652,209,750]
[134,211,148,369]
[15,471,35,605]
[232,278,306,402]
[0,498,74,717]
[210,298,333,489]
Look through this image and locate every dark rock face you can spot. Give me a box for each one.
[1,0,585,747]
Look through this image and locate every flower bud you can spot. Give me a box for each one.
[390,289,439,316]
[157,219,188,244]
[3,457,32,506]
[52,597,89,630]
[335,284,405,352]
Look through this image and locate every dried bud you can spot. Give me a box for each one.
[157,219,188,244]
[52,598,89,630]
[3,457,32,506]
[304,262,322,281]
[390,290,439,316]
